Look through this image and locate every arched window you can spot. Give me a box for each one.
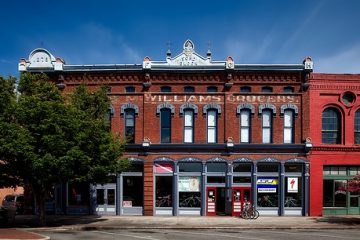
[262,109,273,143]
[105,107,114,131]
[207,109,218,143]
[161,108,171,143]
[125,109,135,143]
[284,109,294,143]
[240,109,251,143]
[184,109,194,143]
[322,108,341,144]
[355,110,360,144]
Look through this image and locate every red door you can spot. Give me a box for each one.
[232,187,251,216]
[206,187,216,216]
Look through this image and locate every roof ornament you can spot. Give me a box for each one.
[166,41,172,58]
[183,39,195,56]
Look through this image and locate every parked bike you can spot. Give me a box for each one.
[241,201,259,220]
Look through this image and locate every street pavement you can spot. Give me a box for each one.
[0,215,359,240]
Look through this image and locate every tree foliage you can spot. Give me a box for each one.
[0,73,128,225]
[348,174,360,194]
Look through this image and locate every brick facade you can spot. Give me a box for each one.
[19,40,315,216]
[308,73,360,216]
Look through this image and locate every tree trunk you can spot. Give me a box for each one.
[34,187,47,226]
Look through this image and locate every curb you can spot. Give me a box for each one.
[29,224,360,232]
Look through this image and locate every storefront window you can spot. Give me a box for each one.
[108,189,115,205]
[96,189,105,205]
[68,182,90,206]
[334,180,347,207]
[207,162,227,172]
[233,177,251,183]
[207,176,226,183]
[258,164,278,172]
[123,176,143,207]
[155,176,172,207]
[323,179,347,207]
[285,177,302,207]
[178,162,202,172]
[285,164,302,173]
[257,177,278,207]
[178,176,201,208]
[233,163,252,172]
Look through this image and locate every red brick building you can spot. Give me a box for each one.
[307,73,360,216]
[19,40,313,216]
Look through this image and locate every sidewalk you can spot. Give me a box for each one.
[0,229,49,240]
[1,215,359,240]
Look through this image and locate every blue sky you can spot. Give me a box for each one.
[1,0,360,77]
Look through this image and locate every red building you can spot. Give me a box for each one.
[307,73,360,216]
[19,40,313,216]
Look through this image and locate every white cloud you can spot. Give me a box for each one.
[315,45,360,73]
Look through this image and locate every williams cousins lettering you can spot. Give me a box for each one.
[136,94,298,104]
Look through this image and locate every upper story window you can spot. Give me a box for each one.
[184,109,194,143]
[240,86,251,93]
[207,86,218,93]
[262,109,273,143]
[322,108,341,144]
[105,107,114,131]
[161,108,171,143]
[355,110,360,144]
[240,109,251,143]
[283,86,294,93]
[125,86,135,93]
[106,86,112,93]
[207,109,218,143]
[125,109,135,143]
[262,86,273,93]
[184,86,195,93]
[283,110,294,143]
[161,86,171,93]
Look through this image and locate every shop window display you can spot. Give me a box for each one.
[155,176,172,207]
[257,177,279,207]
[285,177,302,207]
[68,182,90,206]
[123,176,143,207]
[178,176,201,208]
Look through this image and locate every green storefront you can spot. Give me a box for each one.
[323,166,360,215]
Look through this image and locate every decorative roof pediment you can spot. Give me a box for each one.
[167,40,211,67]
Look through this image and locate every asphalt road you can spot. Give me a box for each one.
[34,229,360,240]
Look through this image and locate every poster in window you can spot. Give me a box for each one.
[257,178,278,193]
[287,177,298,193]
[178,176,200,192]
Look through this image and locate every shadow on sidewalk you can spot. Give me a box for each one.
[315,216,360,225]
[0,214,106,228]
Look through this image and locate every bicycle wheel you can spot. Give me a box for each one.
[241,211,248,219]
[252,209,259,219]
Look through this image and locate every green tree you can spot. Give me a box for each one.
[0,73,128,225]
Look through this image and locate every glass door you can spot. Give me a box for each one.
[95,184,116,215]
[348,193,360,215]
